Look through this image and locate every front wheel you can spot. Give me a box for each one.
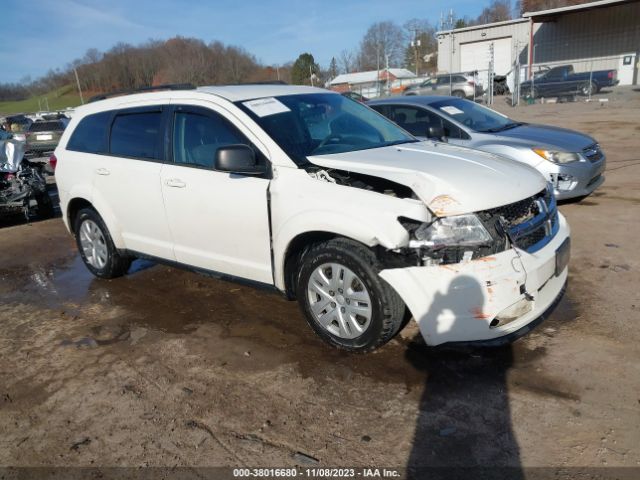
[296,238,405,352]
[74,208,131,279]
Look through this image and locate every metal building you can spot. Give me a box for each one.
[437,0,640,87]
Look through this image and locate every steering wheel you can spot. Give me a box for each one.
[462,117,474,128]
[316,133,345,150]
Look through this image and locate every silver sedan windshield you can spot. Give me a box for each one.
[429,98,524,133]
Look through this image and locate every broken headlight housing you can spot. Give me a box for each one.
[532,148,580,164]
[408,214,493,248]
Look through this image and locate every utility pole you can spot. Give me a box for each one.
[376,43,381,97]
[441,10,455,95]
[410,29,421,76]
[74,67,84,105]
[385,54,390,96]
[488,42,495,105]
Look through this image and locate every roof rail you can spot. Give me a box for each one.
[88,83,196,103]
[235,80,288,85]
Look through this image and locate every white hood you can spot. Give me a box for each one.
[307,141,546,216]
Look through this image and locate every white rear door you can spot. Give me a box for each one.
[92,106,174,259]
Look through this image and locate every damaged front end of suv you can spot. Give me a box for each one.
[300,147,569,347]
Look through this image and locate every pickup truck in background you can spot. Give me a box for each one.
[521,64,618,98]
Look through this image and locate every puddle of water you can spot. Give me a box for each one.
[2,250,569,391]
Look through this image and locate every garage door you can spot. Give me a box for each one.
[460,37,513,75]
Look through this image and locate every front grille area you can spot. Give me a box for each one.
[479,186,559,253]
[583,143,603,162]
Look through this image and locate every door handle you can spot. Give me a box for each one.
[165,178,186,188]
[95,168,110,176]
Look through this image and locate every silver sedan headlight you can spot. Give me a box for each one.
[532,148,580,164]
[409,214,493,248]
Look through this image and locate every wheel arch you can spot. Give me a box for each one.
[65,195,125,249]
[280,230,394,300]
[67,197,93,234]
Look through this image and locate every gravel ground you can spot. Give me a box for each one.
[0,90,639,478]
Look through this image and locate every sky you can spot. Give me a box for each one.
[0,0,487,84]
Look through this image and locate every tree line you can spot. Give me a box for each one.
[0,37,291,102]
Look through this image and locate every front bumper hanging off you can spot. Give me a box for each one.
[379,213,570,346]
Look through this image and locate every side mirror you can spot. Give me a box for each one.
[215,144,265,175]
[427,125,446,141]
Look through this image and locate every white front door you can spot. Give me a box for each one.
[92,107,174,259]
[160,105,273,283]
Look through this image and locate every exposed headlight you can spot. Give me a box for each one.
[532,148,580,164]
[409,214,492,248]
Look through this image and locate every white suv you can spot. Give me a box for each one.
[54,84,570,352]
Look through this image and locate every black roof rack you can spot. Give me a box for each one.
[88,83,196,103]
[233,80,288,85]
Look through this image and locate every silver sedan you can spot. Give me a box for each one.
[368,96,605,200]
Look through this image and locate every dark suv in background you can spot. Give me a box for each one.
[26,120,66,155]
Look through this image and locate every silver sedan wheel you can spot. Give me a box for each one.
[79,219,108,270]
[307,263,372,339]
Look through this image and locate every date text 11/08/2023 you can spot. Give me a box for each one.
[232,468,401,478]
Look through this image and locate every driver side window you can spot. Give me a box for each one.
[386,106,439,137]
[441,118,470,140]
[172,110,249,169]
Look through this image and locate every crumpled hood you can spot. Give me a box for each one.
[492,123,596,152]
[308,141,546,216]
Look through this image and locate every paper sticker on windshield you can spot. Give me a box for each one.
[242,97,290,117]
[440,106,464,115]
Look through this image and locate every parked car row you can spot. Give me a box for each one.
[1,113,68,156]
[52,83,586,354]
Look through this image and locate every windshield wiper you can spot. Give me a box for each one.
[383,139,420,147]
[482,122,525,133]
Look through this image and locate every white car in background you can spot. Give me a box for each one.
[54,84,570,352]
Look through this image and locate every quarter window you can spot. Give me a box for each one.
[172,111,248,169]
[66,111,111,154]
[110,111,162,160]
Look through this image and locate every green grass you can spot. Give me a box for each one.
[0,85,83,115]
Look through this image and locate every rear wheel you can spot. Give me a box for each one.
[580,81,597,96]
[74,208,131,279]
[452,90,466,98]
[296,238,405,352]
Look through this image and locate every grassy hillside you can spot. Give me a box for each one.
[0,85,83,115]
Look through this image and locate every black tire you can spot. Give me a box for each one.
[452,90,466,98]
[295,238,405,352]
[74,207,131,279]
[36,192,54,219]
[580,81,597,96]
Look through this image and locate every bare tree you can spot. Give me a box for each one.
[357,21,405,71]
[338,50,355,74]
[476,0,512,24]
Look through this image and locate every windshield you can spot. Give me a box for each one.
[429,98,523,133]
[236,93,416,165]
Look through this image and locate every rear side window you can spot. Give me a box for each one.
[110,112,162,160]
[66,112,111,153]
[29,121,64,132]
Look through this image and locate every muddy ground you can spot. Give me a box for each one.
[1,90,639,477]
